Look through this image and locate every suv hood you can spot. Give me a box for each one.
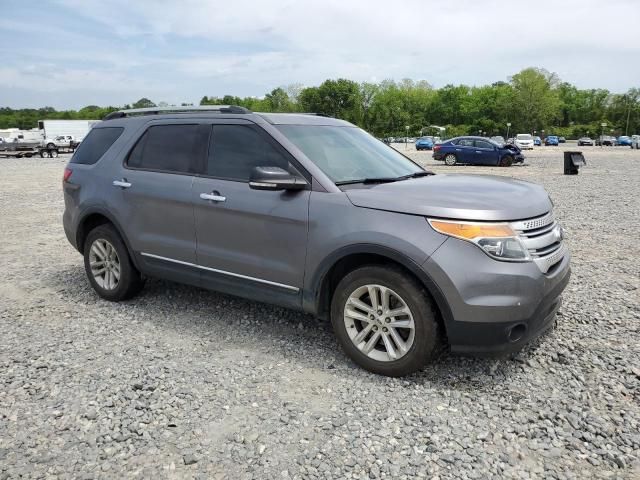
[344,174,551,221]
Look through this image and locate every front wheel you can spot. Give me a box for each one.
[444,153,457,166]
[499,155,513,167]
[331,266,441,377]
[84,224,144,301]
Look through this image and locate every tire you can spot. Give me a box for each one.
[499,155,513,167]
[331,265,440,377]
[83,224,144,301]
[47,143,55,149]
[444,153,457,166]
[49,149,58,158]
[39,150,46,158]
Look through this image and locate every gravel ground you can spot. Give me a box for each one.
[1,146,638,479]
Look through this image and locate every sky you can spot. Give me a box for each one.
[1,0,639,109]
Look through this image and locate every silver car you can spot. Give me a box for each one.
[62,106,571,376]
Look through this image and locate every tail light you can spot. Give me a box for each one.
[63,167,73,182]
[433,145,441,152]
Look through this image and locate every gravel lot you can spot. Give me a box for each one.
[1,145,639,479]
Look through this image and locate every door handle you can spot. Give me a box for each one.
[455,148,461,151]
[113,179,131,188]
[200,193,226,202]
[475,151,482,153]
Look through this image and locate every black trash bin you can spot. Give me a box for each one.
[564,151,586,175]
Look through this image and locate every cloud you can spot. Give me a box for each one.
[1,0,639,108]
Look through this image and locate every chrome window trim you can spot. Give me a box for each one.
[140,252,300,292]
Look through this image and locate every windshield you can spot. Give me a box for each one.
[517,134,532,140]
[276,125,423,184]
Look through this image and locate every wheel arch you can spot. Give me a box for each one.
[305,244,453,334]
[75,208,140,270]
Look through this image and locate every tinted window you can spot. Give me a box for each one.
[127,124,201,173]
[207,125,289,181]
[458,139,474,147]
[475,140,494,149]
[70,127,123,165]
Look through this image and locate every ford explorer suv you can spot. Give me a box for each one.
[62,106,571,377]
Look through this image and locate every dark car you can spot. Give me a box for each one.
[432,136,524,166]
[596,136,616,146]
[558,137,566,143]
[577,137,594,146]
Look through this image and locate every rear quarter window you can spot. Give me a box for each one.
[70,127,124,165]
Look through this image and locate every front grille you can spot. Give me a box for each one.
[511,212,566,273]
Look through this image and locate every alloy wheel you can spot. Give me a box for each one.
[343,284,415,362]
[89,238,120,290]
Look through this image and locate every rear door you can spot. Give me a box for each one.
[109,122,208,282]
[192,122,310,308]
[472,139,499,165]
[455,138,475,163]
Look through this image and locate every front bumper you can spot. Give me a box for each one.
[422,237,571,354]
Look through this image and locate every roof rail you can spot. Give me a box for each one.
[103,105,251,121]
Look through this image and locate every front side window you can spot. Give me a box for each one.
[71,127,123,165]
[276,125,422,184]
[207,125,290,181]
[127,124,200,174]
[458,139,474,147]
[475,140,494,149]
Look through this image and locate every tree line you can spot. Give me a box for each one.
[2,68,638,139]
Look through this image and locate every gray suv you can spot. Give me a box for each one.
[63,106,571,377]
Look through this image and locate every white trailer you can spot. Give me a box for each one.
[37,120,100,143]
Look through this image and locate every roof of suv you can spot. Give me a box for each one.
[99,106,353,128]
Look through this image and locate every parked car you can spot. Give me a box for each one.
[616,136,632,147]
[558,137,566,143]
[596,136,616,146]
[577,137,594,146]
[533,136,542,146]
[63,107,569,377]
[432,136,524,166]
[43,135,78,149]
[545,135,559,146]
[631,135,640,149]
[415,136,435,150]
[514,134,534,150]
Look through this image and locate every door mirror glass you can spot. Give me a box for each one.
[249,166,307,191]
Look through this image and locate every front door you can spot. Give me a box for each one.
[193,123,310,307]
[472,139,499,165]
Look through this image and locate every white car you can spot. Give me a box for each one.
[43,135,76,149]
[632,135,640,149]
[514,134,535,150]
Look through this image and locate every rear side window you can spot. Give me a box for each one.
[458,139,474,147]
[70,127,123,165]
[127,124,201,174]
[207,125,289,181]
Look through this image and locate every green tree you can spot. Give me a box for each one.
[509,68,561,131]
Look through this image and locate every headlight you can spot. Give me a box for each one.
[428,219,530,261]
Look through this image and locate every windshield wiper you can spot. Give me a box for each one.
[335,171,434,186]
[335,177,401,185]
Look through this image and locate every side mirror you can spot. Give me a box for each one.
[249,166,307,191]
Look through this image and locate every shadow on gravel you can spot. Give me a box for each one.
[48,265,545,388]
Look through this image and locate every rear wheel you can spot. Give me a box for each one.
[444,153,457,166]
[47,143,55,149]
[331,266,440,377]
[49,149,58,158]
[84,224,144,301]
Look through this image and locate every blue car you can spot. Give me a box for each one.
[534,136,542,146]
[432,136,525,166]
[545,135,559,146]
[415,136,435,150]
[617,136,632,146]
